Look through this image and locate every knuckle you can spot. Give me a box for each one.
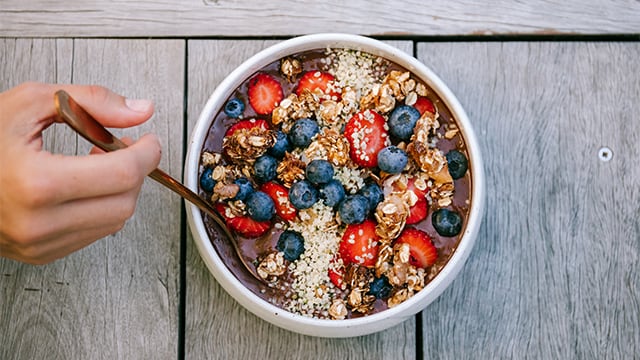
[86,85,111,104]
[111,160,143,190]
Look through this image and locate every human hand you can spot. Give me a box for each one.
[0,82,162,264]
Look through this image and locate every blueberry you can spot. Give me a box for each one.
[368,275,392,299]
[276,230,305,261]
[223,97,245,118]
[288,118,319,148]
[305,159,334,185]
[432,208,463,237]
[232,177,254,201]
[377,146,408,174]
[245,191,275,222]
[357,181,383,213]
[338,194,369,224]
[268,130,292,159]
[253,155,278,183]
[200,167,216,192]
[288,180,319,209]
[446,150,468,180]
[388,105,420,140]
[319,179,346,208]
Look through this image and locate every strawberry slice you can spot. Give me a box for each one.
[328,258,346,290]
[396,228,437,268]
[339,219,380,268]
[344,110,390,168]
[260,182,297,221]
[247,73,284,115]
[413,96,435,115]
[224,118,270,137]
[406,197,427,225]
[405,176,429,224]
[296,71,341,99]
[215,203,271,238]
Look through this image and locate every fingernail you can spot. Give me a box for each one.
[125,98,153,113]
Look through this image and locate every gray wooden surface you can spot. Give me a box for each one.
[0,39,185,359]
[1,5,639,359]
[0,0,639,37]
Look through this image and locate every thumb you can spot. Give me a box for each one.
[57,84,155,128]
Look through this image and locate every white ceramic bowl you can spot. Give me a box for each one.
[185,33,485,338]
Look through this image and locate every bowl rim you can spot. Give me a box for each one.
[185,33,485,337]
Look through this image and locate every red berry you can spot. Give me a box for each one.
[215,203,271,238]
[413,96,435,115]
[328,260,346,290]
[406,197,427,225]
[224,118,270,137]
[344,110,389,168]
[339,220,380,268]
[296,71,340,99]
[260,182,297,221]
[247,73,284,115]
[396,228,437,268]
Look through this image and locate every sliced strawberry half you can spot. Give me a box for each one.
[224,118,270,138]
[339,219,380,268]
[215,203,271,238]
[344,110,390,168]
[260,181,297,221]
[247,72,284,115]
[406,197,427,225]
[296,71,341,99]
[413,96,435,115]
[396,228,437,268]
[328,257,346,290]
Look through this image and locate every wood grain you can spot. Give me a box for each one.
[416,42,640,359]
[0,39,185,359]
[0,0,638,37]
[184,39,417,359]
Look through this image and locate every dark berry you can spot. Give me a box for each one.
[446,150,469,179]
[305,159,334,185]
[338,194,369,224]
[245,191,275,222]
[319,179,346,208]
[253,155,278,183]
[432,208,463,237]
[232,177,254,201]
[288,180,319,209]
[388,105,420,140]
[276,230,305,261]
[223,97,245,118]
[288,118,319,148]
[368,275,392,299]
[377,146,408,174]
[357,181,383,213]
[200,167,216,192]
[268,130,292,159]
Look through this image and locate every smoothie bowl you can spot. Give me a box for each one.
[185,33,484,337]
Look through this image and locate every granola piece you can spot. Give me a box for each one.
[376,83,396,113]
[347,288,376,314]
[386,243,412,287]
[201,151,221,167]
[388,288,413,308]
[256,252,287,283]
[344,264,376,313]
[406,266,426,292]
[304,127,351,167]
[329,299,348,320]
[374,194,409,241]
[415,82,428,97]
[212,182,240,201]
[276,152,306,187]
[281,56,303,82]
[317,100,344,126]
[222,126,276,163]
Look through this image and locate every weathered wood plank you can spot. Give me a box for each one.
[416,42,640,359]
[0,39,185,359]
[185,39,416,359]
[0,0,638,37]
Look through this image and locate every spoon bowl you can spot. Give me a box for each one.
[53,90,263,282]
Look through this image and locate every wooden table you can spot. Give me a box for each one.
[1,1,639,359]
